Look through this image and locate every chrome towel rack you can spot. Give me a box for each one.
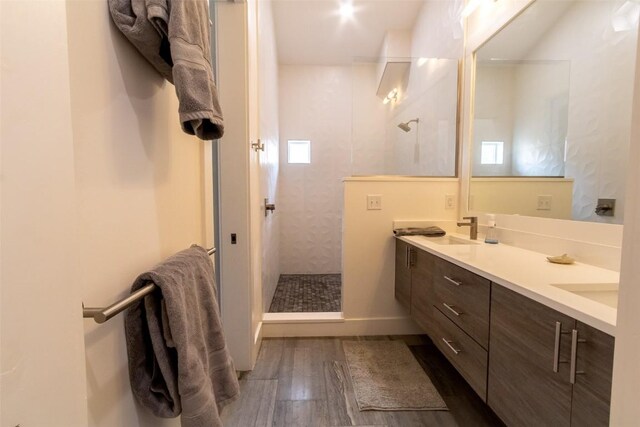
[83,247,216,324]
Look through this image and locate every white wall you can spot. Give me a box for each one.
[611,25,640,426]
[382,0,463,177]
[1,2,88,425]
[65,1,209,425]
[411,0,464,59]
[342,178,459,321]
[511,61,569,177]
[2,0,219,425]
[258,0,281,311]
[264,177,459,336]
[470,178,573,219]
[278,65,352,274]
[351,63,388,175]
[385,58,459,176]
[534,0,636,223]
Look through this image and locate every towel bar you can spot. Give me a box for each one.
[83,247,216,324]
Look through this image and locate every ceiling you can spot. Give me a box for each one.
[271,0,426,65]
[477,0,575,61]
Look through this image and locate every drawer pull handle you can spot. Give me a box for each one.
[569,329,587,384]
[443,275,462,286]
[442,338,461,355]
[442,302,462,316]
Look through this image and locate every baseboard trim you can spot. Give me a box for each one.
[263,312,344,323]
[262,316,422,337]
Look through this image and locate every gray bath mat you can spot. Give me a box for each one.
[342,340,448,411]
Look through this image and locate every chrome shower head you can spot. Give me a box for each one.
[398,122,412,132]
[397,118,419,132]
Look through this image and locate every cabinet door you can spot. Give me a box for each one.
[570,322,614,426]
[394,240,412,311]
[488,285,575,427]
[410,249,436,335]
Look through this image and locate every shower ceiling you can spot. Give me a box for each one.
[271,0,425,65]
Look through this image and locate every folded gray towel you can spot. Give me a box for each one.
[393,226,447,237]
[125,245,239,427]
[108,0,224,140]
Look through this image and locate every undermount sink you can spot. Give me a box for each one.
[427,236,479,246]
[551,282,619,309]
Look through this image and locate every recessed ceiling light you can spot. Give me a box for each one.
[339,2,354,19]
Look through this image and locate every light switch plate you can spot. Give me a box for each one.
[445,194,455,210]
[367,194,382,210]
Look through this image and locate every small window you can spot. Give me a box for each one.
[288,140,311,164]
[480,141,504,165]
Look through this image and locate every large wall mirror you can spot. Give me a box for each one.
[469,0,639,224]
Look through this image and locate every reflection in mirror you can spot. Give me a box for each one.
[470,0,639,223]
[351,57,459,176]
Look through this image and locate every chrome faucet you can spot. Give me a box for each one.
[457,216,478,240]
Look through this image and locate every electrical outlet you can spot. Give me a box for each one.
[367,194,382,210]
[537,195,552,211]
[445,194,456,210]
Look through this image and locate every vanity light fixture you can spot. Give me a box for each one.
[383,88,399,105]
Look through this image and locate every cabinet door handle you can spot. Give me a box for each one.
[569,329,586,384]
[553,321,571,372]
[443,275,462,286]
[442,338,461,355]
[554,321,562,372]
[406,246,410,268]
[442,302,462,316]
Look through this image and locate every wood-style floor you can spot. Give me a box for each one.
[220,335,504,427]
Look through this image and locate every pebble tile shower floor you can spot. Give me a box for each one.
[268,274,341,312]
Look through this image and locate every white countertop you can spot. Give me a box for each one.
[398,233,619,336]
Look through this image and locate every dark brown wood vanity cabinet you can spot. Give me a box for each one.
[489,285,614,427]
[394,240,490,400]
[395,241,614,426]
[394,239,413,311]
[410,249,437,336]
[429,256,490,399]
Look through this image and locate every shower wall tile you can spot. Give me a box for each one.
[278,65,354,274]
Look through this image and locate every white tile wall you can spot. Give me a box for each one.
[278,65,353,273]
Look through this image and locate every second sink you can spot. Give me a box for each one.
[551,282,619,309]
[427,236,479,246]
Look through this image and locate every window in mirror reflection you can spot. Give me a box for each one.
[481,141,504,165]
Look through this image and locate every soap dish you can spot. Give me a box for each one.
[547,254,575,265]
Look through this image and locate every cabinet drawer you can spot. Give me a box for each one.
[433,257,491,348]
[432,305,488,400]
